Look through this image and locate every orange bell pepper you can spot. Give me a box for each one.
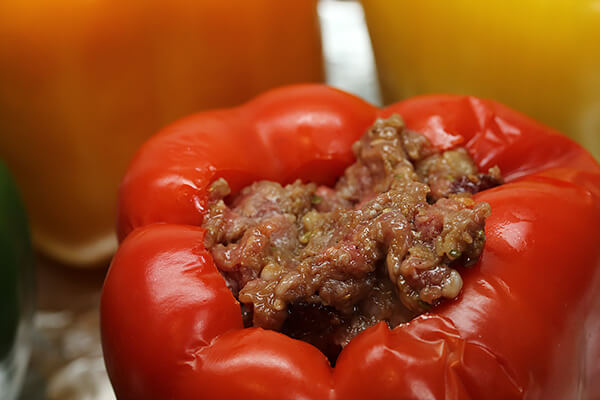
[0,0,323,266]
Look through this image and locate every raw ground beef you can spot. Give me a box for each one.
[202,115,502,362]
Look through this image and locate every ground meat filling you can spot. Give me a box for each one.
[202,115,502,361]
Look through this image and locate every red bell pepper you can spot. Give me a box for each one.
[101,85,600,400]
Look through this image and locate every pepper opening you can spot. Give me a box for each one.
[202,115,502,364]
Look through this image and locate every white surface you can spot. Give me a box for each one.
[1,320,32,400]
[319,0,381,106]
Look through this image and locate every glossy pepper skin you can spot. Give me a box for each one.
[101,85,600,400]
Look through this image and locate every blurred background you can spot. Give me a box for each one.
[0,0,598,398]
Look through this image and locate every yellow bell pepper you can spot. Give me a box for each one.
[361,0,600,159]
[0,0,323,266]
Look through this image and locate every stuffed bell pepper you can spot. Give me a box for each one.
[101,85,600,399]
